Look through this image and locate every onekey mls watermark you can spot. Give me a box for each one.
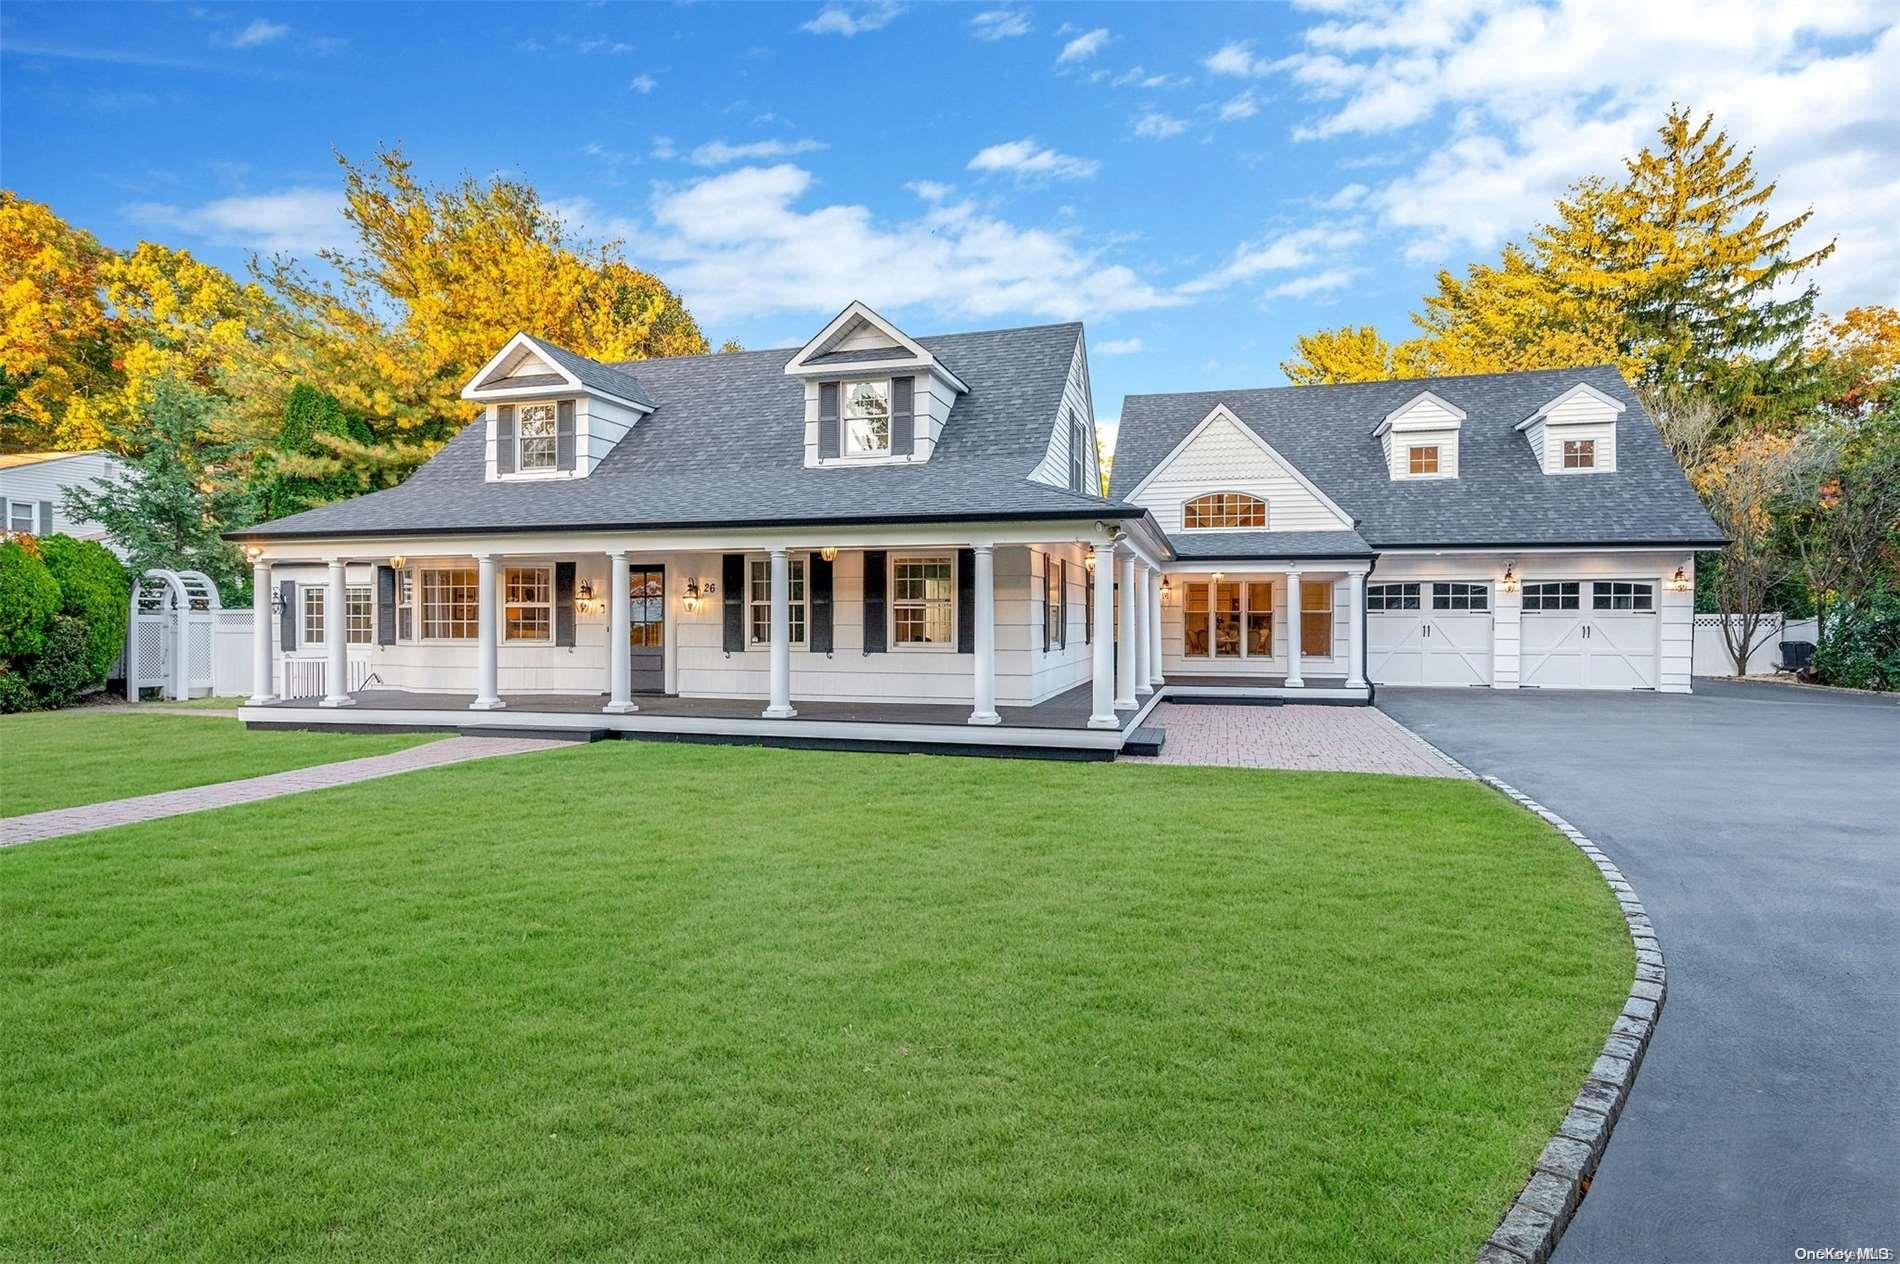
[1794,1249,1893,1261]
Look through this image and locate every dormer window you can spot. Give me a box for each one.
[845,381,892,456]
[1408,445,1440,476]
[1563,439,1596,470]
[518,403,559,472]
[1518,382,1623,474]
[1183,491,1268,529]
[1375,390,1464,480]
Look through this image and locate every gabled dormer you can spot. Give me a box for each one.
[1516,382,1623,474]
[1373,390,1465,480]
[1126,403,1356,534]
[462,333,656,481]
[786,302,970,468]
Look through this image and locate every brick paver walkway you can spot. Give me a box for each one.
[1,736,568,847]
[1124,702,1469,778]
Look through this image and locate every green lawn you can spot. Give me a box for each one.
[0,711,439,816]
[0,743,1631,1262]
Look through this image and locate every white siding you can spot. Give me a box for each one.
[1385,426,1460,479]
[801,370,951,468]
[1028,335,1098,492]
[1130,412,1351,534]
[1525,390,1620,473]
[0,453,127,545]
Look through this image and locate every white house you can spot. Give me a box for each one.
[231,302,1721,757]
[0,451,129,550]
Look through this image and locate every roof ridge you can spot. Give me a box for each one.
[1124,363,1626,401]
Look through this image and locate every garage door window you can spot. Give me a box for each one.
[1432,582,1489,611]
[1366,582,1420,611]
[1522,581,1580,612]
[1593,581,1654,611]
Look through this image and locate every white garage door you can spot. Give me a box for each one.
[1520,580,1660,689]
[1367,581,1494,686]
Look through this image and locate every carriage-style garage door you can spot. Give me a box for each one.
[1520,580,1660,689]
[1367,581,1494,686]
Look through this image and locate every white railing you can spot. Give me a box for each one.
[280,656,374,699]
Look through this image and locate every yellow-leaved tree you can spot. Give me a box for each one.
[0,193,116,451]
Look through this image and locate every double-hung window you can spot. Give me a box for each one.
[396,570,415,641]
[420,567,479,640]
[7,500,38,534]
[1043,557,1067,651]
[891,555,954,647]
[303,584,372,645]
[302,586,326,646]
[747,555,807,647]
[844,381,891,457]
[503,566,553,642]
[1182,580,1273,658]
[518,403,558,472]
[1300,581,1333,657]
[1563,439,1596,470]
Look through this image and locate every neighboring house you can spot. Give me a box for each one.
[0,451,129,551]
[232,302,1721,757]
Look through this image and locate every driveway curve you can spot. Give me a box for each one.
[1379,681,1899,1263]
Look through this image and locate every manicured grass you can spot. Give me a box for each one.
[0,743,1631,1262]
[0,711,440,816]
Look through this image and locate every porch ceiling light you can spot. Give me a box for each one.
[1210,570,1225,583]
[243,544,263,561]
[390,555,407,570]
[820,546,839,562]
[1669,565,1691,593]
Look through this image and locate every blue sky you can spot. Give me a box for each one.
[4,1,1896,438]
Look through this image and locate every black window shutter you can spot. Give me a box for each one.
[862,549,886,653]
[375,566,396,646]
[809,553,834,654]
[721,553,746,653]
[38,500,54,535]
[278,579,298,650]
[818,381,841,459]
[556,400,577,471]
[555,562,576,647]
[890,376,915,457]
[1085,566,1094,643]
[956,547,975,654]
[1041,554,1052,652]
[495,404,516,474]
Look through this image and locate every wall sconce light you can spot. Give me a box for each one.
[1084,552,1097,574]
[244,544,263,561]
[390,554,407,570]
[1500,562,1519,594]
[1160,576,1174,603]
[683,579,703,613]
[820,546,839,563]
[577,579,595,600]
[1669,564,1691,593]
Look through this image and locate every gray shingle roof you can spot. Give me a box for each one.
[1167,529,1372,561]
[243,323,1123,540]
[801,346,917,365]
[1113,365,1722,548]
[526,335,657,410]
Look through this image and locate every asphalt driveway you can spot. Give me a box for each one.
[1378,680,1899,1263]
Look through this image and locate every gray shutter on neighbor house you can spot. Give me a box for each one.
[278,579,298,650]
[556,400,577,471]
[890,376,915,457]
[721,553,746,653]
[555,562,577,647]
[375,566,396,646]
[495,404,516,475]
[809,553,834,654]
[817,381,841,460]
[38,500,54,535]
[862,549,886,653]
[956,547,975,654]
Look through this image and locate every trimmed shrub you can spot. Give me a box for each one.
[0,539,61,660]
[1810,582,1900,692]
[0,665,32,714]
[22,615,95,709]
[38,534,129,684]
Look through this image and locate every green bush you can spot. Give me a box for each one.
[38,534,129,684]
[0,539,61,660]
[0,665,33,714]
[22,615,96,708]
[1810,582,1900,692]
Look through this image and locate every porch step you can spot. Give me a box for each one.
[1122,725,1166,757]
[457,725,612,743]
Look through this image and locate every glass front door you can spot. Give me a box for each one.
[629,565,666,693]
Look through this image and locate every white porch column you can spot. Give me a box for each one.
[471,552,505,710]
[248,557,275,705]
[1148,569,1166,688]
[1283,567,1305,688]
[1088,544,1118,728]
[969,544,1000,725]
[604,551,637,714]
[762,545,797,718]
[1346,570,1368,689]
[1132,560,1153,696]
[1116,553,1138,709]
[319,558,354,707]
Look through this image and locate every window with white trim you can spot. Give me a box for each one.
[1408,445,1440,475]
[1182,579,1273,658]
[1055,558,1068,649]
[302,586,325,646]
[503,566,553,642]
[396,570,415,641]
[1522,581,1580,612]
[844,381,891,457]
[1300,580,1333,657]
[1592,581,1654,611]
[1182,491,1267,530]
[1563,439,1596,470]
[1043,557,1067,651]
[747,555,808,647]
[8,501,38,534]
[518,402,558,472]
[1366,582,1421,612]
[891,554,954,646]
[303,584,372,644]
[420,567,479,639]
[1431,582,1489,612]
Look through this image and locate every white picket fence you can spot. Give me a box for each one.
[1692,613,1818,676]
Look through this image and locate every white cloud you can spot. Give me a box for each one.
[629,73,656,94]
[1057,27,1110,64]
[967,138,1100,181]
[1108,66,1186,89]
[1178,223,1366,295]
[1218,90,1260,122]
[802,2,902,36]
[1271,0,1900,308]
[224,18,289,48]
[906,180,954,202]
[651,136,678,161]
[579,163,1183,325]
[1264,266,1359,299]
[689,138,828,166]
[1095,337,1144,355]
[1132,111,1189,140]
[970,9,1031,40]
[1204,39,1273,77]
[125,188,349,253]
[1320,182,1370,209]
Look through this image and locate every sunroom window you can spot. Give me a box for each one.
[1182,580,1273,658]
[844,381,891,456]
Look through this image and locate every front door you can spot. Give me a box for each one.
[629,564,666,693]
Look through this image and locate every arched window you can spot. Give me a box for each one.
[1182,492,1267,529]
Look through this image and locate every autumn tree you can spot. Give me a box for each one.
[0,193,117,451]
[1281,325,1415,385]
[1692,429,1803,673]
[1811,305,1900,417]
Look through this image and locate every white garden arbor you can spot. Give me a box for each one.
[125,568,223,702]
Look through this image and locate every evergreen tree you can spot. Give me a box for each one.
[259,381,374,520]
